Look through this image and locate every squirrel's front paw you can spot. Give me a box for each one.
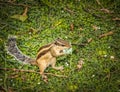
[59,66,64,70]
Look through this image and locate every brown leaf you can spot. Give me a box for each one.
[100,8,112,13]
[112,17,120,21]
[79,27,83,31]
[70,23,74,31]
[92,25,100,31]
[22,7,28,16]
[87,38,93,43]
[64,7,75,14]
[77,58,84,70]
[99,31,114,38]
[96,0,101,5]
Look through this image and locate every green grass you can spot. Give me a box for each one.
[0,0,120,92]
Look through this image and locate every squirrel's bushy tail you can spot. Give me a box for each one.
[7,36,36,65]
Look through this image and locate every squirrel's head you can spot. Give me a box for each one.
[55,38,71,48]
[50,38,72,56]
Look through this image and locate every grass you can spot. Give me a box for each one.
[0,0,120,92]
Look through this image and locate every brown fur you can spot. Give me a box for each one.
[37,43,52,52]
[36,39,71,75]
[36,48,50,60]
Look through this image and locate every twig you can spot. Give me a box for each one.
[0,86,6,92]
[0,67,38,73]
[0,24,8,30]
[72,38,93,47]
[73,31,114,47]
[44,72,68,78]
[100,8,112,14]
[64,7,75,14]
[0,68,67,78]
[0,1,30,7]
[82,7,105,19]
[112,17,120,21]
[96,0,104,8]
[0,22,19,30]
[96,0,113,14]
[99,31,114,38]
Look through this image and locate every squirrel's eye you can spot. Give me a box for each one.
[61,44,65,46]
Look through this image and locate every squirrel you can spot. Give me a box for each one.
[7,36,72,75]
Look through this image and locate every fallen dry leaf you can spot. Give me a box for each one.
[112,17,120,21]
[100,8,110,13]
[92,25,100,31]
[79,27,83,31]
[87,38,93,43]
[77,58,84,70]
[99,31,114,38]
[70,23,74,31]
